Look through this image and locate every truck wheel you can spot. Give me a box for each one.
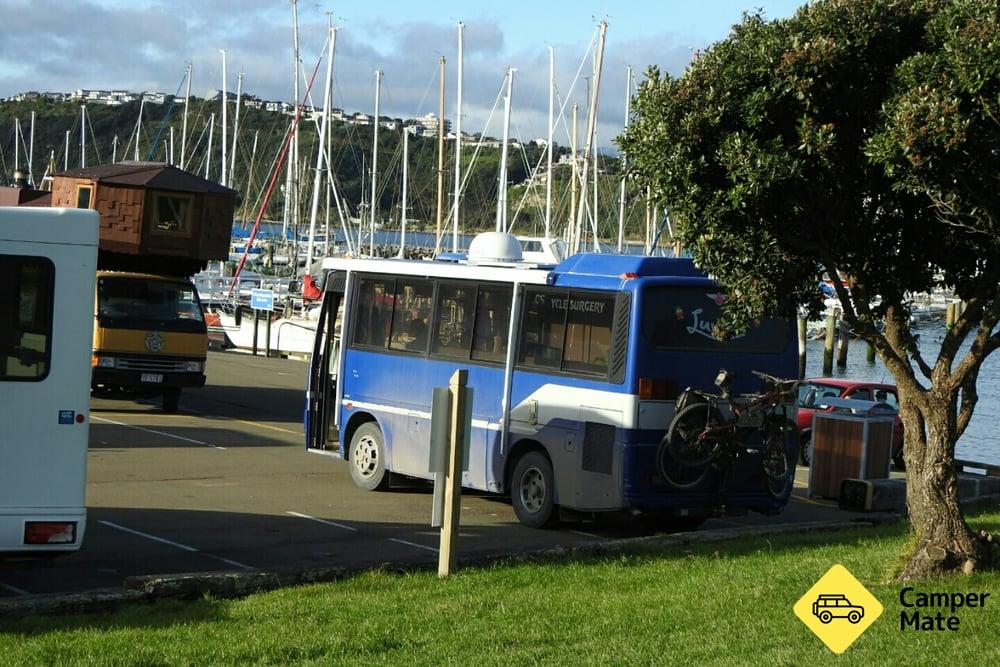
[511,451,558,528]
[349,422,391,491]
[162,388,181,413]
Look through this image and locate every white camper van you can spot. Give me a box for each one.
[0,207,97,553]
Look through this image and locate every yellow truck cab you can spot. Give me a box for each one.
[91,271,207,412]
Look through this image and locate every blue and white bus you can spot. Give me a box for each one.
[305,233,798,528]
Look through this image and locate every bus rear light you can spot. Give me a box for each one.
[639,378,678,400]
[619,272,638,280]
[24,521,77,545]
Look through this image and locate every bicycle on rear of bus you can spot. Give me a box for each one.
[656,369,799,498]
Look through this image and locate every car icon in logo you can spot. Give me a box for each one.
[812,594,864,624]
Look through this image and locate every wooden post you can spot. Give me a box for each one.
[946,301,956,330]
[836,318,850,368]
[439,369,468,577]
[797,316,808,380]
[823,312,836,375]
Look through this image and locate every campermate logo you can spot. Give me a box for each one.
[794,564,884,654]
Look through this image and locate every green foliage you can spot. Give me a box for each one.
[618,0,1000,335]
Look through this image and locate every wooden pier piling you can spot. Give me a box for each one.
[797,317,807,379]
[823,313,836,375]
[836,318,850,368]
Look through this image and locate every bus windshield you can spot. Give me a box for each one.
[641,286,792,354]
[98,277,205,331]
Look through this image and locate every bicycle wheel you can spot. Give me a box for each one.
[656,434,711,490]
[761,417,795,498]
[666,403,724,467]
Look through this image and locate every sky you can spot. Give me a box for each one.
[0,0,807,145]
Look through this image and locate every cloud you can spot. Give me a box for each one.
[0,1,697,141]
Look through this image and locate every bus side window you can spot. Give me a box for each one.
[517,289,566,369]
[562,293,615,375]
[389,279,434,353]
[431,283,475,358]
[352,277,395,349]
[471,285,513,363]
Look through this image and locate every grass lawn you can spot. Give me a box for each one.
[1,510,998,666]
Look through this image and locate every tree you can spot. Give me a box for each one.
[619,0,999,579]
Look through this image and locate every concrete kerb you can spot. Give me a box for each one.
[0,518,893,619]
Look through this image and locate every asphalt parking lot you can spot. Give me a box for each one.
[0,351,860,599]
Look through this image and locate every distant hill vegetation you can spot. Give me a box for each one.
[0,97,647,240]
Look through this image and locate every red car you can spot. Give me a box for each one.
[796,378,905,468]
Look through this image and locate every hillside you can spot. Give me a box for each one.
[0,97,651,243]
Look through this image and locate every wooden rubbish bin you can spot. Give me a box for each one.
[807,398,895,499]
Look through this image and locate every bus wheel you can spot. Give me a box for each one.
[511,451,558,529]
[162,389,181,413]
[349,422,391,491]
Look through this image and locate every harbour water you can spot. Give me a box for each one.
[803,318,1000,466]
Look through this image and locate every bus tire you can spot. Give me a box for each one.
[162,388,181,413]
[511,451,558,529]
[349,422,391,491]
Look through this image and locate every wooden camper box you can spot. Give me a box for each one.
[50,162,236,277]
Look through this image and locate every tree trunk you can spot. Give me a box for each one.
[899,394,986,580]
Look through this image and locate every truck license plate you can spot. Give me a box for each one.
[140,373,164,383]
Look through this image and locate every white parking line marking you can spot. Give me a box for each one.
[569,530,602,539]
[99,520,252,570]
[285,511,359,532]
[92,416,226,450]
[388,537,439,553]
[0,581,29,596]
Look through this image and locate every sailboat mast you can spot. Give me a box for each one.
[496,68,515,234]
[307,23,335,274]
[544,47,554,240]
[14,119,21,173]
[570,104,578,251]
[135,98,144,161]
[434,56,446,255]
[291,0,301,256]
[180,62,192,170]
[369,69,383,257]
[452,21,464,252]
[220,49,228,186]
[229,71,244,187]
[399,127,409,258]
[205,113,215,179]
[80,105,86,168]
[573,20,608,254]
[28,111,35,185]
[617,65,632,253]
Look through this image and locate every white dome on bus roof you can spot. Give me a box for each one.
[467,232,523,263]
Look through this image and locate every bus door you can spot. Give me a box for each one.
[306,271,345,453]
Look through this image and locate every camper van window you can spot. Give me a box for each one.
[76,186,92,209]
[0,255,54,381]
[151,193,192,235]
